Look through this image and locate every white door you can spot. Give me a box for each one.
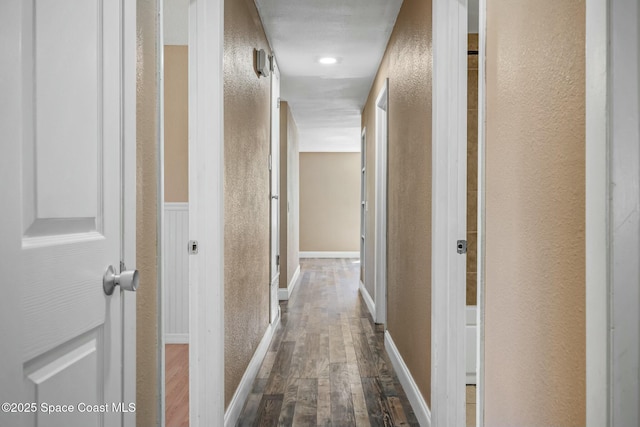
[0,1,136,426]
[269,57,281,323]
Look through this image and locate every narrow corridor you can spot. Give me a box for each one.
[237,259,419,426]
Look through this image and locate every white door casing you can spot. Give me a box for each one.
[374,81,389,326]
[269,57,281,324]
[0,0,136,426]
[431,0,468,425]
[188,0,225,424]
[360,128,367,284]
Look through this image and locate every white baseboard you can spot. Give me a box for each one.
[165,333,189,344]
[224,311,280,427]
[358,280,376,319]
[385,331,431,427]
[299,251,360,258]
[278,264,300,300]
[164,202,189,211]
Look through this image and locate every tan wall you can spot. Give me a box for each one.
[164,45,189,203]
[467,34,478,306]
[224,0,272,408]
[136,0,159,424]
[484,1,586,425]
[361,0,433,405]
[279,102,300,289]
[299,152,360,252]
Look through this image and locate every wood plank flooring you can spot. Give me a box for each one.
[237,258,420,426]
[164,259,478,426]
[166,344,189,427]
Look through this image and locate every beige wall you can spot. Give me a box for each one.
[136,0,159,424]
[299,152,360,252]
[361,0,433,405]
[224,0,272,408]
[467,34,478,306]
[279,102,300,289]
[484,1,586,425]
[164,45,189,203]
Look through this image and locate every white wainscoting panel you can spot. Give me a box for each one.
[164,203,189,342]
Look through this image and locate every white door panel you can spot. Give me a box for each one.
[0,0,136,425]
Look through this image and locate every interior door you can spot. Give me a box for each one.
[0,1,136,426]
[269,57,281,324]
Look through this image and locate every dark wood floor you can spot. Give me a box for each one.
[237,258,420,427]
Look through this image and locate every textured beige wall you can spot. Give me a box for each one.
[224,0,271,408]
[484,1,586,425]
[467,34,478,306]
[164,45,188,203]
[361,0,433,405]
[136,0,159,424]
[279,102,300,289]
[299,152,360,252]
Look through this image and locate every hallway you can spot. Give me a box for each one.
[237,259,419,426]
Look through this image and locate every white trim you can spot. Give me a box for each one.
[188,0,225,425]
[278,264,300,300]
[165,201,189,211]
[585,1,609,426]
[122,0,137,423]
[586,1,640,426]
[359,280,376,320]
[477,0,487,425]
[374,81,388,326]
[431,0,467,425]
[299,251,360,258]
[165,333,189,344]
[360,127,367,286]
[224,313,280,427]
[385,331,432,427]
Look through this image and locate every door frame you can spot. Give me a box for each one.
[188,0,225,425]
[360,127,367,286]
[431,0,468,425]
[476,0,486,425]
[122,1,137,425]
[374,80,389,326]
[586,0,640,426]
[269,57,281,325]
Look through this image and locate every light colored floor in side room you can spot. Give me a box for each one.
[467,384,476,426]
[165,344,189,427]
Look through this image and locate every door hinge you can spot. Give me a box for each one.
[269,54,276,72]
[268,154,272,171]
[277,97,281,108]
[457,239,467,254]
[188,240,199,255]
[276,254,280,266]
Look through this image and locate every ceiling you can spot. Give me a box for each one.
[255,0,403,152]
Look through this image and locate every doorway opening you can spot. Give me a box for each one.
[161,0,190,425]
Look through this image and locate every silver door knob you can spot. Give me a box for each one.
[103,265,139,295]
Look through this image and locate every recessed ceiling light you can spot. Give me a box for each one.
[318,57,337,65]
